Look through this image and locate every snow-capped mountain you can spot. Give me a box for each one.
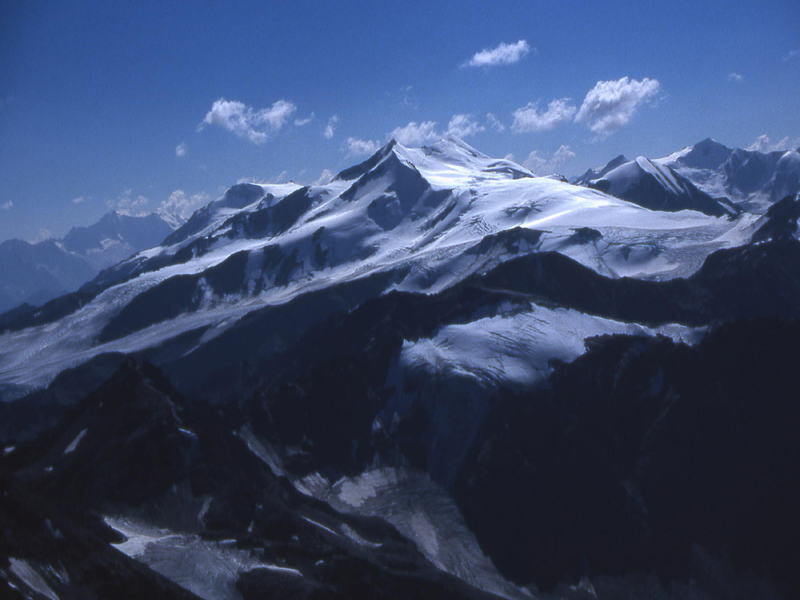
[657,137,800,212]
[0,211,174,315]
[0,136,760,397]
[573,154,628,185]
[2,137,800,600]
[583,155,739,217]
[577,139,800,215]
[0,238,95,315]
[61,210,174,270]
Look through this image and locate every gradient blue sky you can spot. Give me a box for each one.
[1,0,798,242]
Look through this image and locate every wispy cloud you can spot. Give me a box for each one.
[575,77,660,137]
[294,112,315,126]
[29,229,52,244]
[390,121,440,146]
[199,98,297,144]
[324,115,340,139]
[446,114,485,138]
[523,145,576,175]
[747,134,799,153]
[512,99,577,133]
[314,169,335,186]
[464,40,531,68]
[72,196,87,204]
[343,137,381,157]
[1,200,12,210]
[486,113,505,132]
[107,189,149,216]
[236,172,290,185]
[399,86,418,108]
[783,49,800,62]
[175,142,187,157]
[728,72,744,83]
[157,190,211,224]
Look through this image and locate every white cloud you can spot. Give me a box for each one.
[783,49,800,62]
[575,77,660,137]
[236,171,289,185]
[199,98,297,144]
[486,113,505,132]
[512,98,577,133]
[175,142,187,157]
[446,114,485,138]
[324,115,340,139]
[343,137,381,157]
[72,196,87,204]
[107,189,150,216]
[389,121,440,146]
[294,112,315,126]
[728,72,744,83]
[747,134,800,153]
[29,228,52,244]
[523,145,576,175]
[314,169,335,186]
[1,200,12,210]
[465,40,531,68]
[156,190,211,225]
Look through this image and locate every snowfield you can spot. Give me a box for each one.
[0,137,759,393]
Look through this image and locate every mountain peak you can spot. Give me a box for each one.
[574,154,628,184]
[661,138,733,171]
[591,155,738,217]
[334,140,399,182]
[695,137,729,150]
[427,134,485,156]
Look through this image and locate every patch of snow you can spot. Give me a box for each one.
[8,558,60,600]
[300,516,341,538]
[337,469,398,508]
[340,523,382,549]
[236,426,284,476]
[401,303,703,388]
[104,516,302,600]
[409,511,441,567]
[63,428,87,454]
[258,564,303,577]
[292,472,330,497]
[197,496,212,528]
[324,467,528,600]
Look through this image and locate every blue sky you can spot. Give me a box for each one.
[1,0,798,242]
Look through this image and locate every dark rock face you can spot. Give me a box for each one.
[452,318,800,597]
[0,470,202,600]
[2,359,504,600]
[752,193,800,242]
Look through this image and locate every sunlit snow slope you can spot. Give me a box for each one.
[0,136,758,393]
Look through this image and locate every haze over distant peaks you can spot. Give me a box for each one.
[0,211,174,314]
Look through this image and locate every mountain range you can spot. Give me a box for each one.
[0,211,174,315]
[1,136,799,600]
[577,137,800,214]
